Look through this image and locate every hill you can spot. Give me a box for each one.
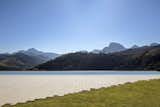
[34,45,160,70]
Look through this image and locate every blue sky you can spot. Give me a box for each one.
[0,0,160,53]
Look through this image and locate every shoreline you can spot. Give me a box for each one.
[0,75,160,106]
[2,78,160,107]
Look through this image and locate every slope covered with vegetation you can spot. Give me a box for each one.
[0,53,48,70]
[35,45,160,70]
[0,48,60,70]
[3,79,160,107]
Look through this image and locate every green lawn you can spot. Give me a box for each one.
[3,79,160,107]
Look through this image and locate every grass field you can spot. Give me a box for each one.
[2,79,160,107]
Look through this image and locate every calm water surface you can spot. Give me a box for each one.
[0,71,160,106]
[0,71,160,75]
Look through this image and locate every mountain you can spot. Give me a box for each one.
[91,42,126,54]
[131,45,139,49]
[34,45,160,71]
[0,53,44,70]
[91,49,102,54]
[150,43,159,46]
[18,48,59,60]
[102,42,126,54]
[91,42,145,54]
[0,49,60,70]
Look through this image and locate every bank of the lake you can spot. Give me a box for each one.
[0,71,160,106]
[2,79,160,107]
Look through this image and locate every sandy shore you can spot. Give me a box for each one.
[0,75,160,106]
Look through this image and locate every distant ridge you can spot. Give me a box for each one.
[18,48,60,60]
[34,45,160,71]
[0,48,60,70]
[0,42,160,71]
[91,42,160,54]
[150,43,160,46]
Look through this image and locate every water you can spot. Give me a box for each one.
[0,71,160,75]
[0,71,160,106]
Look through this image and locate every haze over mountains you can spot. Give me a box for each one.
[0,48,60,70]
[18,48,59,61]
[0,42,159,70]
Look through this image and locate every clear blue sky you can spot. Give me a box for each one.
[0,0,160,53]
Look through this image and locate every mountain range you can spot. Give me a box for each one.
[91,42,160,54]
[0,48,60,70]
[0,42,159,70]
[34,43,160,71]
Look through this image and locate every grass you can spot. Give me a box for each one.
[2,79,160,107]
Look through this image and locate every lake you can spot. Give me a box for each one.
[0,71,160,106]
